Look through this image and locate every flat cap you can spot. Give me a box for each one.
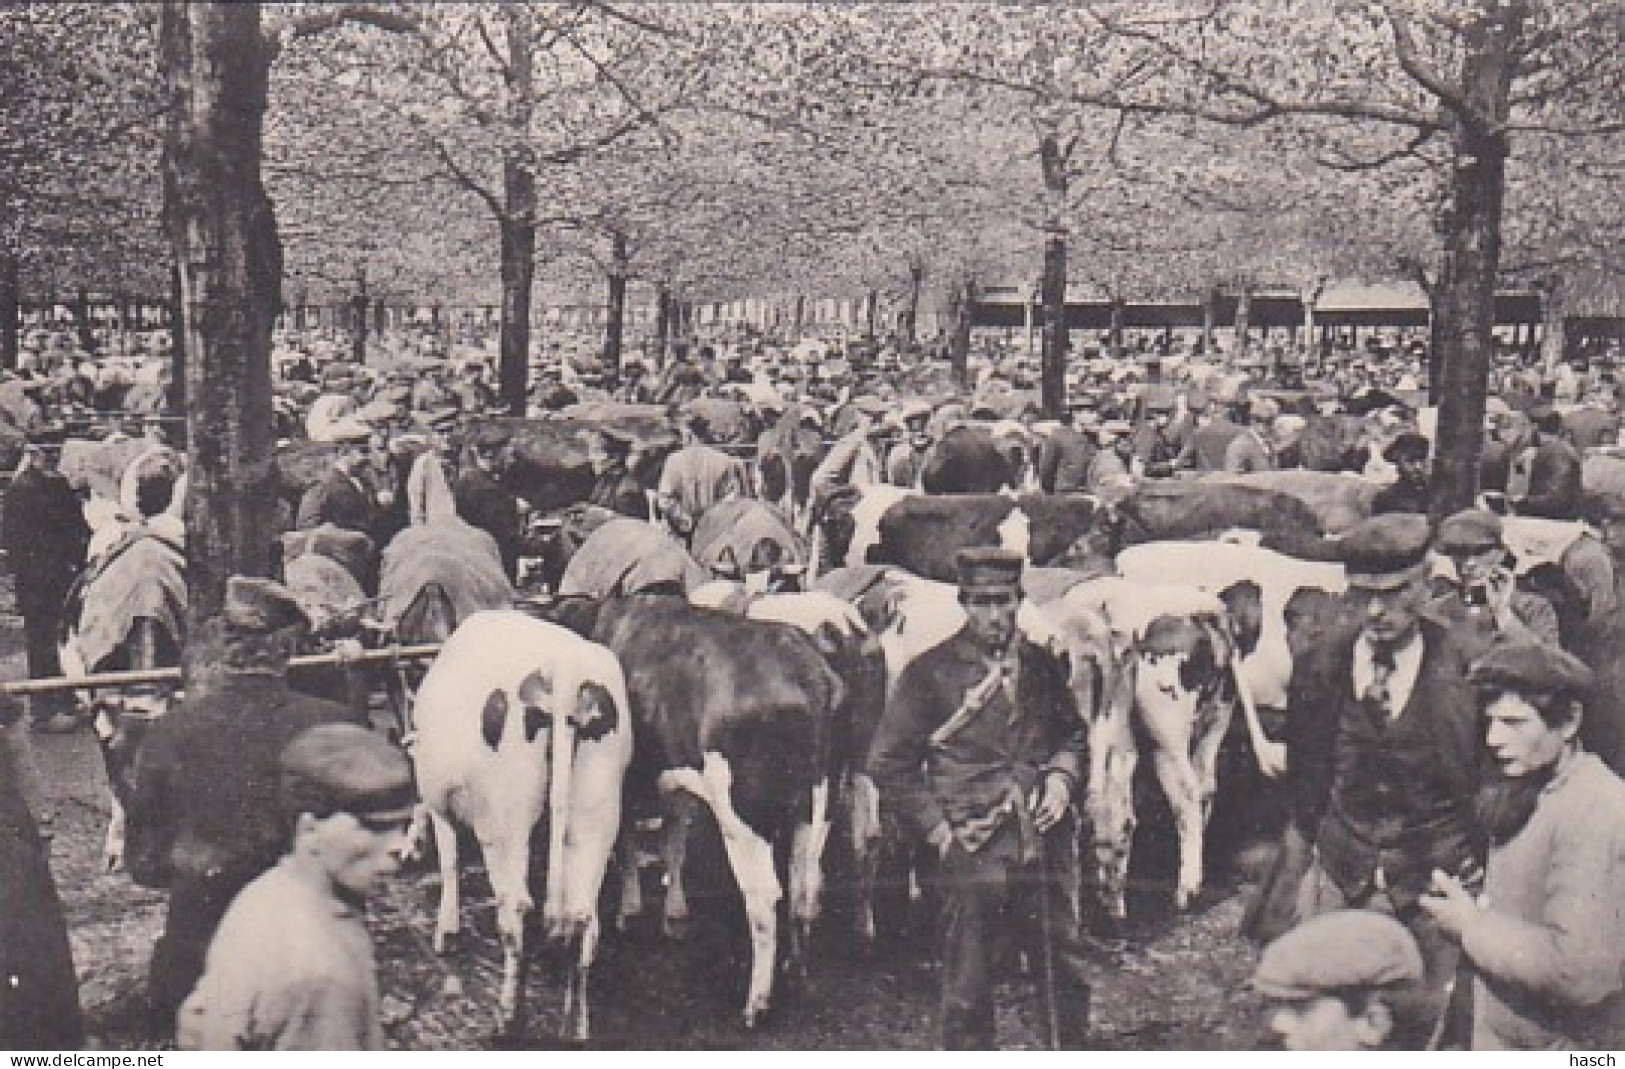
[1339,513,1431,584]
[1468,640,1594,701]
[279,723,415,823]
[1383,431,1431,465]
[1436,508,1502,556]
[222,575,311,636]
[956,546,1024,592]
[1249,396,1281,420]
[1099,419,1132,436]
[1253,910,1423,1000]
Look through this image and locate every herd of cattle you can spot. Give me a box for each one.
[34,394,1625,1043]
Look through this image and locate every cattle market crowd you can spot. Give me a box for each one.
[3,318,1625,1052]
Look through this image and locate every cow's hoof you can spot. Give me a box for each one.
[104,852,124,874]
[433,929,461,956]
[1175,886,1201,912]
[661,914,691,941]
[741,1001,770,1030]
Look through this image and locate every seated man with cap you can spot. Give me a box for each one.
[124,577,368,1039]
[1422,641,1625,1049]
[868,547,1093,1049]
[1427,508,1560,658]
[1131,391,1185,478]
[1370,432,1432,515]
[179,723,412,1051]
[1283,514,1485,1036]
[1253,910,1427,1050]
[1223,396,1279,474]
[1084,419,1137,493]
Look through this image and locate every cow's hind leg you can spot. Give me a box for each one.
[429,809,461,953]
[699,753,781,1029]
[658,787,702,939]
[562,915,600,1044]
[104,791,126,873]
[482,827,534,1037]
[848,772,883,945]
[787,776,832,974]
[1150,749,1206,911]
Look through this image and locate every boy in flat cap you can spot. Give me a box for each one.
[868,547,1094,1049]
[179,723,412,1050]
[1282,514,1485,1039]
[1427,507,1560,658]
[1421,642,1625,1049]
[125,576,367,1040]
[1254,910,1425,1050]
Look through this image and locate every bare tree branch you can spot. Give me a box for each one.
[432,142,502,218]
[263,4,422,60]
[1385,7,1474,125]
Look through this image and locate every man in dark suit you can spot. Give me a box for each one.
[1284,513,1486,1043]
[454,438,523,583]
[295,442,380,538]
[869,548,1093,1049]
[2,443,91,732]
[124,577,364,1040]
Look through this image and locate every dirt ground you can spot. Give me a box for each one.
[5,590,1278,1052]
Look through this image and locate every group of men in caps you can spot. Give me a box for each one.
[862,500,1625,1050]
[1246,511,1625,1050]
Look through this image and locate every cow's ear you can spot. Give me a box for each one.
[481,688,509,751]
[573,680,619,743]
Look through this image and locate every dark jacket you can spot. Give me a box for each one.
[1179,417,1244,472]
[868,627,1084,858]
[1036,426,1095,494]
[1370,477,1431,516]
[1286,617,1484,912]
[0,700,83,1049]
[454,465,522,581]
[1516,439,1584,521]
[124,672,362,892]
[2,466,89,610]
[295,468,377,538]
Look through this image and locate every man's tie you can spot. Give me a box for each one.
[1366,647,1396,719]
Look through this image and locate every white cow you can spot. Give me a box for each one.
[411,611,633,1041]
[1114,540,1348,778]
[1058,576,1249,918]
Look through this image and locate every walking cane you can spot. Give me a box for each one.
[1033,818,1062,1051]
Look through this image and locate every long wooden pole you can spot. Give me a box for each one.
[1,643,443,696]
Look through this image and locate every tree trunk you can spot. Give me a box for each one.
[373,297,385,338]
[865,287,880,340]
[603,229,628,387]
[74,287,95,353]
[1201,289,1216,355]
[160,1,281,656]
[1427,8,1520,524]
[1108,297,1125,356]
[1038,130,1068,418]
[793,295,806,334]
[1233,285,1252,358]
[948,273,977,388]
[903,261,924,345]
[495,6,535,417]
[654,283,673,369]
[351,266,368,364]
[1540,274,1566,373]
[0,249,18,371]
[167,261,187,427]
